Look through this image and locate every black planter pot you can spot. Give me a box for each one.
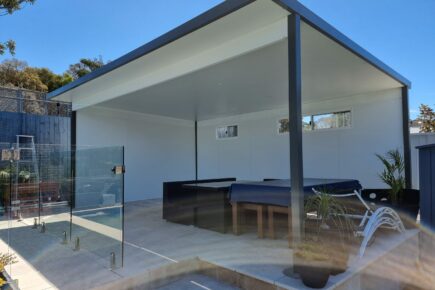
[362,189,420,229]
[298,262,330,288]
[321,231,351,275]
[303,220,352,275]
[329,248,349,275]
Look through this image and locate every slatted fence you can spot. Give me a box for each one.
[0,87,71,145]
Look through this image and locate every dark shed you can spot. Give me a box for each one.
[417,143,435,229]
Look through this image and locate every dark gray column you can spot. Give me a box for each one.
[288,13,304,246]
[195,120,198,180]
[402,86,412,189]
[70,111,77,210]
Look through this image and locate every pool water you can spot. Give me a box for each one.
[74,207,122,229]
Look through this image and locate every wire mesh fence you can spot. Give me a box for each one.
[0,87,71,117]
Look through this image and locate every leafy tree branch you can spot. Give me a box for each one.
[0,0,36,55]
[416,104,435,133]
[0,0,35,16]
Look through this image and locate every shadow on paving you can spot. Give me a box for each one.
[0,220,122,289]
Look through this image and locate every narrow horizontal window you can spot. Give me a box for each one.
[278,116,313,134]
[313,110,351,130]
[278,110,351,133]
[216,125,238,139]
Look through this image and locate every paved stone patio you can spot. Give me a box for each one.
[0,199,430,290]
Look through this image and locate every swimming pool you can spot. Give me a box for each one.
[73,206,122,230]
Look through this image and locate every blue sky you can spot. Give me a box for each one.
[1,0,434,118]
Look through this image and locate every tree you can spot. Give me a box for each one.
[67,57,105,80]
[0,0,36,55]
[32,68,73,92]
[0,56,106,93]
[0,40,15,56]
[0,59,76,92]
[0,0,35,15]
[416,104,435,133]
[0,59,47,91]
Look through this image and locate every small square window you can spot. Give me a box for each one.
[216,125,238,139]
[302,116,312,131]
[278,119,289,134]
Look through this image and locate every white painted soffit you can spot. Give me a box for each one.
[54,0,289,110]
[97,21,402,122]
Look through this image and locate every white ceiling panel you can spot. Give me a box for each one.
[99,22,401,121]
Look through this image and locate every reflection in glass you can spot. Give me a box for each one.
[313,111,351,130]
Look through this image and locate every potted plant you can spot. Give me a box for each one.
[294,240,331,288]
[0,253,16,289]
[373,149,420,227]
[305,192,351,231]
[305,192,355,275]
[0,167,11,216]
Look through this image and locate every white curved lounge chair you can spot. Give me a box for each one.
[311,189,405,257]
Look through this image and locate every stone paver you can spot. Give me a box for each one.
[0,199,429,290]
[155,274,240,290]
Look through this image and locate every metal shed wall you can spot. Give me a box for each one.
[418,144,435,229]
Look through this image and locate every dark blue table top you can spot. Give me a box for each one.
[229,178,362,207]
[183,180,252,191]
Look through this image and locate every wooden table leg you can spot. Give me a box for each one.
[232,202,240,235]
[287,207,293,248]
[268,206,275,239]
[257,205,265,238]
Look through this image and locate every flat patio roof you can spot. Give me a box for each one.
[48,0,410,111]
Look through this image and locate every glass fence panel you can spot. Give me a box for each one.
[0,143,12,276]
[38,145,72,243]
[10,140,40,221]
[0,142,20,280]
[0,143,125,287]
[0,143,11,220]
[5,141,42,281]
[72,146,124,269]
[116,108,298,288]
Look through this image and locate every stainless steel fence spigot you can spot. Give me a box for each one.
[61,231,68,245]
[73,237,80,251]
[32,218,38,229]
[40,222,46,233]
[110,252,116,270]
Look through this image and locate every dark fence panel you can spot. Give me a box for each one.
[418,144,435,229]
[417,143,435,277]
[0,111,71,145]
[0,87,71,146]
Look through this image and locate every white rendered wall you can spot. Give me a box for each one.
[75,88,404,202]
[76,106,195,202]
[410,133,435,189]
[197,88,404,188]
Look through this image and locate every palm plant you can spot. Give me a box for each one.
[18,170,31,183]
[375,149,405,204]
[305,191,354,242]
[0,167,11,211]
[0,169,9,181]
[0,253,16,286]
[0,167,11,190]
